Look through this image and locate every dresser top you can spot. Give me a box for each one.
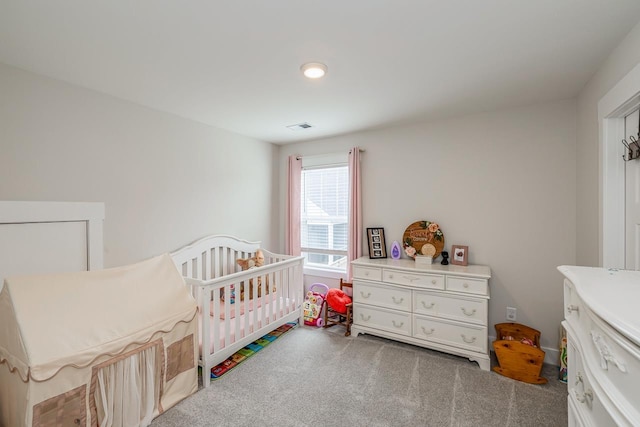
[353,256,491,278]
[558,265,640,347]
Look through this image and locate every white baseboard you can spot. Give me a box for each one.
[542,347,559,366]
[488,335,559,367]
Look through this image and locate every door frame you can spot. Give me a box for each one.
[599,62,640,268]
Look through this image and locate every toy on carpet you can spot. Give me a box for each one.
[209,322,297,379]
[303,283,329,327]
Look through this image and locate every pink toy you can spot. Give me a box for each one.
[303,283,329,327]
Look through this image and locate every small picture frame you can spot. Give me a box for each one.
[450,245,468,266]
[367,227,387,259]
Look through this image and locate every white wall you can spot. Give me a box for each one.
[0,63,278,267]
[576,20,640,266]
[279,99,577,353]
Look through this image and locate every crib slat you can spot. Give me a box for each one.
[202,286,212,361]
[195,253,202,280]
[223,284,231,349]
[222,248,228,276]
[262,273,269,326]
[205,249,212,280]
[212,287,219,356]
[213,247,219,278]
[273,271,280,317]
[185,259,191,277]
[244,280,258,331]
[239,280,246,338]
[234,280,242,344]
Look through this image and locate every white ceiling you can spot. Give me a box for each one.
[2,1,640,144]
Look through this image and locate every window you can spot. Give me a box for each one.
[301,162,348,273]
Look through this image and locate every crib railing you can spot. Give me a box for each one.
[187,256,302,352]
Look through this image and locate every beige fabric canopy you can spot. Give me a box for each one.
[0,254,198,427]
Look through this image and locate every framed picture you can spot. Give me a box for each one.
[367,227,387,259]
[450,245,468,266]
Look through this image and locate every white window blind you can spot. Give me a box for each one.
[301,163,348,272]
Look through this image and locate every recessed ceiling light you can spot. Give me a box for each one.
[300,62,327,79]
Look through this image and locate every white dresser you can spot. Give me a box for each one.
[351,257,491,370]
[559,266,640,426]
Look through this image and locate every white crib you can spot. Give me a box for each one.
[170,235,304,387]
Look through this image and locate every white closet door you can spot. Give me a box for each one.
[0,221,88,289]
[625,108,640,270]
[0,201,104,290]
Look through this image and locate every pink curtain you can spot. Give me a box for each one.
[286,155,302,256]
[347,147,363,281]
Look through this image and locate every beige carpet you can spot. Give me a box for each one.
[152,324,567,427]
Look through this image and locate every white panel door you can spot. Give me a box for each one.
[625,109,640,270]
[0,221,88,289]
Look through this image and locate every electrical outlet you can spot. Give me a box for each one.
[506,307,517,321]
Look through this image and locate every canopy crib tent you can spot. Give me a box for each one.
[0,254,198,427]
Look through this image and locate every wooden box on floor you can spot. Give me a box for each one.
[492,322,547,384]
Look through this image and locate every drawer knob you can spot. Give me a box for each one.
[431,279,437,284]
[388,274,394,279]
[421,301,435,309]
[421,327,435,335]
[463,283,469,288]
[461,307,477,316]
[360,314,371,321]
[365,271,369,276]
[567,304,579,314]
[392,320,404,328]
[360,292,371,299]
[461,334,476,344]
[392,296,404,304]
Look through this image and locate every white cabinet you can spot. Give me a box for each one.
[351,257,491,371]
[559,266,640,426]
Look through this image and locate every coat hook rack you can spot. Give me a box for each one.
[622,136,640,161]
[622,112,640,162]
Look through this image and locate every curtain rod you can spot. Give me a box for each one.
[296,148,364,160]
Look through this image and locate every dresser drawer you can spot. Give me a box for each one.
[567,337,618,426]
[413,291,487,326]
[583,307,640,417]
[353,281,411,312]
[353,265,382,281]
[413,315,487,353]
[383,269,444,290]
[353,303,411,336]
[446,276,488,296]
[563,279,584,333]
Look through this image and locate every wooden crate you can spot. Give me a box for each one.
[492,322,547,384]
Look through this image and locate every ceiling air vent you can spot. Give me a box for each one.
[286,122,313,131]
